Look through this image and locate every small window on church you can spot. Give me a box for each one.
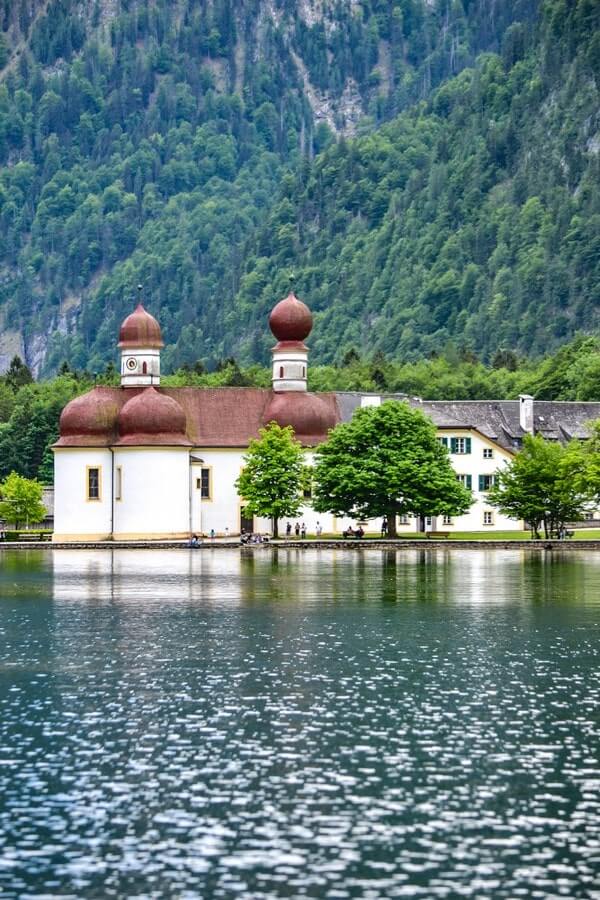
[279,366,284,378]
[142,361,147,375]
[303,366,306,377]
[115,466,122,501]
[87,467,100,501]
[196,468,211,499]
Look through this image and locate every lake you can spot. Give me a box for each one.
[0,548,599,898]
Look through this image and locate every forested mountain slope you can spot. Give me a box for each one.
[0,0,596,374]
[229,0,600,364]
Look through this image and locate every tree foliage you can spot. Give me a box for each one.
[313,400,472,536]
[235,421,305,537]
[487,434,592,538]
[0,471,46,529]
[2,0,592,373]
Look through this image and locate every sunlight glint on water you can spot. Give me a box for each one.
[0,548,599,898]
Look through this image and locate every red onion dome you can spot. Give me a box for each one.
[117,387,191,446]
[269,292,312,342]
[263,392,337,442]
[118,303,164,349]
[57,387,120,445]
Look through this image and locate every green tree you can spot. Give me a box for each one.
[0,471,46,529]
[487,434,590,539]
[235,422,305,538]
[5,355,33,390]
[312,400,472,537]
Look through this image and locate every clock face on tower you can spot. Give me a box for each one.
[126,358,137,371]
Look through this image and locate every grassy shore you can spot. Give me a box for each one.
[293,530,600,541]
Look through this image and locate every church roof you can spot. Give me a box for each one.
[55,386,340,448]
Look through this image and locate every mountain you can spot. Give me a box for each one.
[1,0,597,375]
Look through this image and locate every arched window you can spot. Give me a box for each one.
[279,366,284,378]
[142,361,147,374]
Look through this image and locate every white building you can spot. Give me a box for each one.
[53,293,600,541]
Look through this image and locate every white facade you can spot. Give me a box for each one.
[120,347,161,387]
[271,346,308,392]
[54,448,113,541]
[53,426,522,541]
[112,447,191,539]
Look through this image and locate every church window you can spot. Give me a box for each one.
[279,366,284,378]
[303,366,306,377]
[115,466,122,501]
[196,468,211,499]
[87,467,101,501]
[142,362,147,375]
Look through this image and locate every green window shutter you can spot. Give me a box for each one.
[465,437,472,454]
[439,436,448,447]
[467,475,472,490]
[479,475,485,491]
[450,437,458,453]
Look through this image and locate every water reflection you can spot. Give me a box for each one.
[0,548,599,898]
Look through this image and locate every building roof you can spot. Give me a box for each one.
[55,386,600,451]
[55,386,340,448]
[118,303,164,349]
[334,394,600,452]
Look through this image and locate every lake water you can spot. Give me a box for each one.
[0,548,599,899]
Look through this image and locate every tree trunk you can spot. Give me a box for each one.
[387,509,397,538]
[272,517,279,539]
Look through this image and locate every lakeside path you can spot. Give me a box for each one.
[4,539,600,551]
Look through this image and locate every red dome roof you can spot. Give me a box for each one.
[263,392,337,443]
[269,292,312,342]
[57,387,120,446]
[118,303,164,349]
[117,387,191,446]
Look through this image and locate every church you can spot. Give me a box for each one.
[53,291,600,541]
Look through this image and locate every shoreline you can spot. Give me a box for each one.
[3,539,600,551]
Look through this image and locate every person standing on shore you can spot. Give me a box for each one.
[316,522,322,537]
[295,522,300,537]
[301,523,307,539]
[286,522,292,537]
[381,518,388,536]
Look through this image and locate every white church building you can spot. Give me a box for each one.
[53,291,600,541]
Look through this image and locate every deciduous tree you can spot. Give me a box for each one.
[487,434,591,538]
[312,400,472,536]
[235,422,305,538]
[0,471,46,529]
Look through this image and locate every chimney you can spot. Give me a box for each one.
[519,394,534,434]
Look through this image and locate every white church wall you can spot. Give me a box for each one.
[112,447,190,539]
[53,448,113,541]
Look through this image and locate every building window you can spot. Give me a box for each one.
[456,474,472,489]
[438,436,448,447]
[142,361,147,375]
[279,366,284,378]
[442,515,453,525]
[115,466,122,501]
[196,468,211,500]
[450,437,471,454]
[302,366,306,378]
[478,474,496,492]
[483,447,493,459]
[398,515,409,525]
[87,466,100,501]
[483,511,493,526]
